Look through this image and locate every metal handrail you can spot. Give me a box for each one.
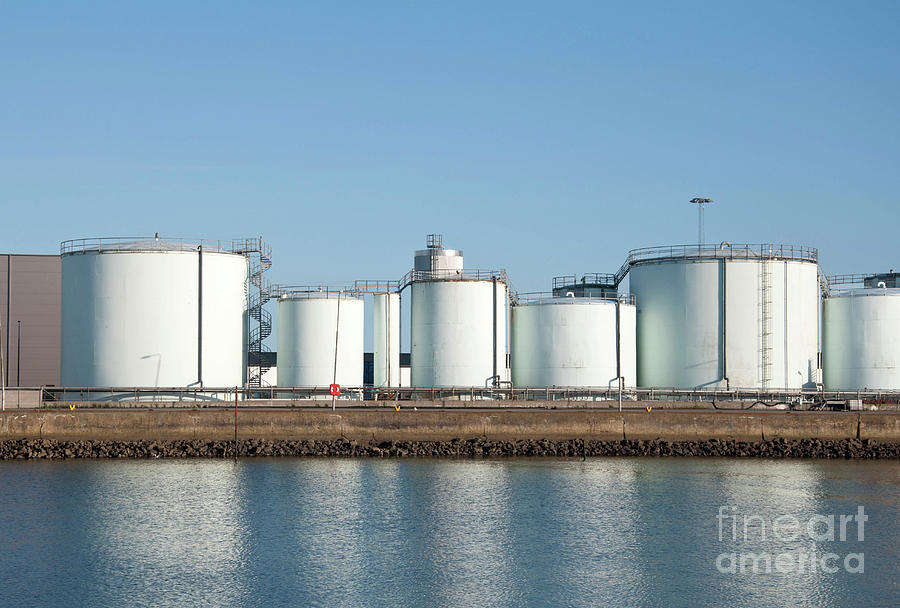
[398,268,508,291]
[60,236,267,255]
[35,384,900,406]
[827,274,870,287]
[270,284,363,299]
[513,291,636,305]
[823,273,900,296]
[352,279,402,294]
[551,273,617,290]
[626,243,818,266]
[826,286,900,297]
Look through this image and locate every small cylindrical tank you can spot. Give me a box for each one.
[824,279,900,390]
[414,233,463,275]
[628,243,819,389]
[373,292,400,387]
[511,294,636,388]
[60,238,248,388]
[276,290,364,387]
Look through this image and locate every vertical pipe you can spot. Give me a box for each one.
[721,258,728,389]
[197,246,203,387]
[386,293,391,387]
[0,313,5,411]
[332,294,341,411]
[5,256,9,384]
[616,298,622,412]
[16,320,20,387]
[492,276,498,387]
[398,291,402,388]
[784,260,789,387]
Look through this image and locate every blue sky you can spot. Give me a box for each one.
[2,0,898,291]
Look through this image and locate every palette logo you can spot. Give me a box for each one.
[715,506,866,574]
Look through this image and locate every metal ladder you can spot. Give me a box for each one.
[759,259,774,388]
[235,238,273,387]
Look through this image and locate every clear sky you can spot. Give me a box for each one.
[2,0,898,292]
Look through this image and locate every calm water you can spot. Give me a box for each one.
[1,457,899,607]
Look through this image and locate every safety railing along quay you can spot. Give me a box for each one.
[33,385,900,408]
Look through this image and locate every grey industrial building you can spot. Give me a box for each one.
[0,254,61,387]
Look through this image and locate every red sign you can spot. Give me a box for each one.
[329,383,341,396]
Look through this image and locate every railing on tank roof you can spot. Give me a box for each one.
[398,268,508,291]
[60,236,270,256]
[626,243,818,266]
[512,291,635,305]
[352,279,402,294]
[824,273,900,297]
[551,273,617,290]
[269,284,363,299]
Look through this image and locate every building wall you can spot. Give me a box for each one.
[0,255,61,387]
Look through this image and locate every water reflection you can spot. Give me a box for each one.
[1,458,899,607]
[81,461,249,607]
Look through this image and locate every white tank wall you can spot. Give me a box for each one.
[824,291,900,390]
[373,293,400,387]
[411,280,507,387]
[629,259,819,389]
[61,250,248,387]
[511,300,636,388]
[277,297,364,387]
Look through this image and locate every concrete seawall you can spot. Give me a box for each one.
[2,408,898,443]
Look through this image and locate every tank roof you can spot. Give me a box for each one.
[826,272,900,296]
[271,285,363,300]
[552,273,617,290]
[61,236,268,257]
[513,292,634,305]
[627,243,817,266]
[400,268,507,289]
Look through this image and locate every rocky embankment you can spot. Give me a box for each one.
[1,437,899,460]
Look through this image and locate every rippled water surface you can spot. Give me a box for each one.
[2,458,899,607]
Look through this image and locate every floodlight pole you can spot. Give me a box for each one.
[690,197,713,246]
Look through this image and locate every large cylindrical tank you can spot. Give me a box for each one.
[410,278,507,387]
[824,287,900,390]
[373,292,400,387]
[511,295,636,388]
[628,244,819,389]
[277,292,364,387]
[60,239,248,387]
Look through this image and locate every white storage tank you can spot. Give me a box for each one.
[60,237,248,388]
[410,277,507,387]
[823,273,900,390]
[276,289,364,388]
[373,292,400,387]
[628,243,819,390]
[511,293,636,388]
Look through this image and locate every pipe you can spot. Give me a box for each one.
[197,246,203,387]
[492,276,498,388]
[721,258,729,390]
[5,256,9,385]
[332,293,342,411]
[615,298,622,411]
